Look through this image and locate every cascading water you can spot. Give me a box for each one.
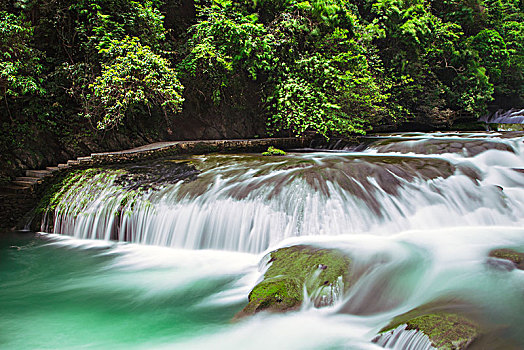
[479,108,524,124]
[2,131,523,349]
[372,324,435,350]
[44,132,524,253]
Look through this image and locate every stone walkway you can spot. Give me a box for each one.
[1,137,308,230]
[6,137,308,192]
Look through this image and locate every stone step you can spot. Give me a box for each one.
[46,167,59,172]
[0,185,30,194]
[12,180,36,187]
[58,164,69,169]
[77,156,91,161]
[77,158,92,165]
[67,160,80,166]
[25,170,50,178]
[15,177,40,183]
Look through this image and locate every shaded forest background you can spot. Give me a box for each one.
[1,0,523,182]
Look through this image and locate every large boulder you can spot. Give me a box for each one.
[373,299,482,350]
[375,312,480,350]
[374,296,524,350]
[237,245,352,317]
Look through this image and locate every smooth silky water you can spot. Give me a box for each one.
[1,131,523,349]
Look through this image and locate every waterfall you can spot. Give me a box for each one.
[42,132,524,253]
[479,108,524,124]
[373,324,436,350]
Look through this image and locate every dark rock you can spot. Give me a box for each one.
[112,159,199,191]
[376,309,480,350]
[488,248,524,270]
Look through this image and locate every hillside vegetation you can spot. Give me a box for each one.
[1,0,523,181]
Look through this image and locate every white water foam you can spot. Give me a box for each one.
[45,133,524,253]
[373,324,435,350]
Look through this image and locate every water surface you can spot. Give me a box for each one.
[2,131,524,349]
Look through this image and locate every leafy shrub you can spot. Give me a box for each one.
[86,37,184,129]
[0,11,44,99]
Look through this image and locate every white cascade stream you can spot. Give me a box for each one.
[373,324,435,350]
[43,132,524,254]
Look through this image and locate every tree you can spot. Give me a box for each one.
[86,36,184,130]
[181,0,390,137]
[0,11,44,112]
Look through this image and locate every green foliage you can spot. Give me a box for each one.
[87,37,184,129]
[1,0,523,169]
[0,11,44,99]
[182,0,390,137]
[69,0,166,55]
[470,29,509,83]
[262,146,286,156]
[179,2,273,105]
[367,0,502,119]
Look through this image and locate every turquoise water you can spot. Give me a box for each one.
[0,233,257,349]
[2,227,524,349]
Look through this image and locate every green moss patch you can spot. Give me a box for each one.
[245,276,302,314]
[406,313,479,349]
[238,245,352,317]
[35,168,102,215]
[379,302,481,350]
[489,248,524,270]
[33,168,104,231]
[262,146,286,156]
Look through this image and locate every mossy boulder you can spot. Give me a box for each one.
[376,305,480,350]
[238,245,352,317]
[488,248,524,270]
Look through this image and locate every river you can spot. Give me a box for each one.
[1,131,523,349]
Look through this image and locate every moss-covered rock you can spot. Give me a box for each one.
[262,146,286,156]
[488,248,524,270]
[237,245,352,317]
[246,276,302,313]
[406,313,479,349]
[376,306,480,350]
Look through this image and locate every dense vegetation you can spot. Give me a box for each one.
[0,0,523,181]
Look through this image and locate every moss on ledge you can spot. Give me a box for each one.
[407,313,479,349]
[32,168,103,231]
[378,312,480,350]
[238,245,352,317]
[262,146,286,156]
[35,168,101,215]
[377,300,481,350]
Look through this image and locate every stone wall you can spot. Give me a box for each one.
[0,189,37,231]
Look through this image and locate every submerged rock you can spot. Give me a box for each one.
[237,245,352,317]
[488,248,524,270]
[375,312,480,350]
